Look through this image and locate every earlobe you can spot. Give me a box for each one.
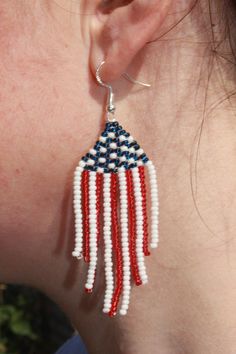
[89,0,173,82]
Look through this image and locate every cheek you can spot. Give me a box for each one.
[0,64,99,281]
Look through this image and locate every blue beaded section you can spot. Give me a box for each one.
[81,121,149,173]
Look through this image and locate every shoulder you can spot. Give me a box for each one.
[55,335,87,354]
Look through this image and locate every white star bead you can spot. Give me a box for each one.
[108,132,115,138]
[87,159,95,166]
[100,146,107,153]
[120,156,126,162]
[99,136,106,143]
[99,157,106,163]
[110,152,117,159]
[89,148,96,155]
[119,135,126,142]
[121,146,128,152]
[137,148,144,156]
[110,142,117,149]
[128,135,134,142]
[129,158,135,164]
[108,163,115,169]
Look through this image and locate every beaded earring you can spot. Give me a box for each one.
[72,61,159,317]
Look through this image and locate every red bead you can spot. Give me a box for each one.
[108,173,123,317]
[139,166,150,256]
[82,170,90,263]
[126,170,142,286]
[96,173,103,246]
[85,287,93,294]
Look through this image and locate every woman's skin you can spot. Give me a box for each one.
[1,0,236,353]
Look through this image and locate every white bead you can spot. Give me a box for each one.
[120,156,126,162]
[121,146,128,152]
[119,135,126,142]
[85,283,93,289]
[120,309,127,316]
[97,167,104,174]
[99,157,106,163]
[129,158,135,164]
[147,161,159,249]
[137,148,144,156]
[137,160,143,166]
[89,148,96,155]
[79,160,86,168]
[110,152,117,159]
[99,136,106,143]
[108,132,115,138]
[150,243,158,248]
[110,142,117,149]
[128,135,134,142]
[103,173,114,313]
[118,169,131,315]
[108,163,115,169]
[100,146,107,153]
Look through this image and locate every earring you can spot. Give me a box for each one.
[72,61,159,317]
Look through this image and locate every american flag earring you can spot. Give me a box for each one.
[72,61,159,316]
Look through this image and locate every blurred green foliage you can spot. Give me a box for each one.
[0,285,73,354]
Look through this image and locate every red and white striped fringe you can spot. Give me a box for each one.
[72,160,159,316]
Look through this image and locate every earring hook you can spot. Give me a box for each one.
[96,61,116,122]
[95,60,151,122]
[122,72,151,88]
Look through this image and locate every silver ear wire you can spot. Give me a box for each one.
[95,60,151,122]
[96,61,116,122]
[122,72,151,88]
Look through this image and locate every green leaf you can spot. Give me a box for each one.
[9,310,38,340]
[0,305,15,325]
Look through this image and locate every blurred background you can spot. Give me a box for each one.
[0,284,74,354]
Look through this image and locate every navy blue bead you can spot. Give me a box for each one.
[105,138,112,145]
[94,142,101,150]
[86,153,95,160]
[133,144,140,150]
[129,141,137,148]
[118,161,125,168]
[140,153,146,159]
[123,162,129,170]
[118,129,126,136]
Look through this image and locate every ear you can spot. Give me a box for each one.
[89,0,173,82]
